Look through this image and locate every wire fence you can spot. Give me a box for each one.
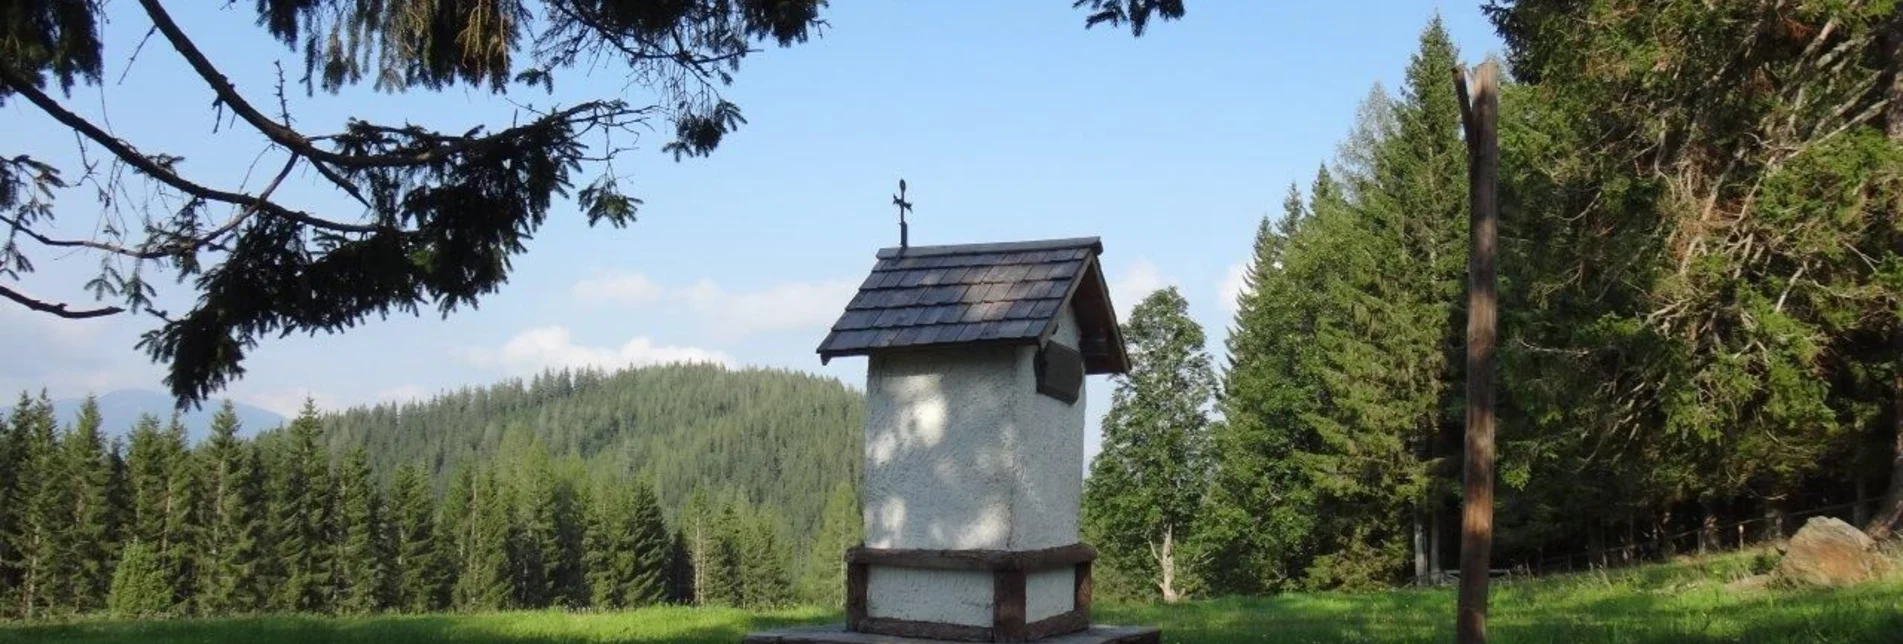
[1416,498,1880,585]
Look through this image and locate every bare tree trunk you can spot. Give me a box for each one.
[1655,505,1676,559]
[1414,508,1428,586]
[1698,499,1719,555]
[1150,526,1182,603]
[1454,60,1501,644]
[1430,507,1444,581]
[691,515,707,606]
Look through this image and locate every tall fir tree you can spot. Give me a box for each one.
[333,447,388,613]
[1083,288,1217,603]
[452,467,514,611]
[159,415,205,610]
[796,481,860,605]
[700,498,747,607]
[388,463,446,612]
[124,413,199,610]
[584,477,672,608]
[4,392,60,618]
[267,400,333,612]
[196,402,267,614]
[737,511,793,609]
[0,395,22,614]
[1194,185,1325,595]
[56,397,116,613]
[107,540,172,618]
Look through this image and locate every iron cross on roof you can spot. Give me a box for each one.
[892,178,913,250]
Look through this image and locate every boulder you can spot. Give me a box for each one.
[1771,517,1888,588]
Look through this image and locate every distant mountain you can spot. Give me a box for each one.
[51,389,287,442]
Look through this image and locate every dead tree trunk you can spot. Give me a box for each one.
[1151,526,1183,603]
[1761,496,1787,544]
[1414,509,1428,586]
[1698,499,1720,555]
[1454,59,1501,644]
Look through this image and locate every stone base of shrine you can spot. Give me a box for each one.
[741,624,1160,644]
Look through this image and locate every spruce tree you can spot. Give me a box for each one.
[196,402,266,614]
[738,514,792,609]
[57,397,116,613]
[583,483,629,609]
[624,479,672,606]
[5,392,60,618]
[1295,19,1468,589]
[1194,188,1325,595]
[267,400,333,612]
[0,394,23,615]
[1082,288,1216,603]
[124,413,200,610]
[700,499,746,607]
[388,463,445,612]
[160,414,204,611]
[584,477,672,609]
[107,540,172,619]
[333,447,387,613]
[796,481,859,605]
[452,467,513,611]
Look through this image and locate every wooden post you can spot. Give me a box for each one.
[1453,59,1500,644]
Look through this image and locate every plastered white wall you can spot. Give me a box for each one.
[859,303,1088,625]
[863,345,1019,550]
[865,567,995,627]
[1007,307,1086,550]
[1024,568,1077,622]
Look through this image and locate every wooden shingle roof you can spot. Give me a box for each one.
[816,237,1129,374]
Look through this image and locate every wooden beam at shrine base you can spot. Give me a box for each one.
[844,543,1097,572]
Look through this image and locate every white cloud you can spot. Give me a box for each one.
[1219,261,1250,315]
[1108,258,1170,318]
[677,278,859,337]
[240,387,344,417]
[573,271,857,339]
[573,271,663,304]
[229,383,435,417]
[458,326,731,375]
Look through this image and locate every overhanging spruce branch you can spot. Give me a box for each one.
[0,283,125,319]
[541,1,754,87]
[0,65,377,235]
[139,0,636,171]
[0,154,300,261]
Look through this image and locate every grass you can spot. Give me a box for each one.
[5,552,1900,643]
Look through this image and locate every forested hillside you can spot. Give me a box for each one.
[0,365,867,619]
[1085,4,1903,601]
[315,364,864,549]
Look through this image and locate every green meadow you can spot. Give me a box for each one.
[6,552,1899,644]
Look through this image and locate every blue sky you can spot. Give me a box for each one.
[2,2,1504,457]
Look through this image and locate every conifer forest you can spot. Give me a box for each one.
[1082,5,1903,602]
[5,1,1903,638]
[0,365,865,619]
